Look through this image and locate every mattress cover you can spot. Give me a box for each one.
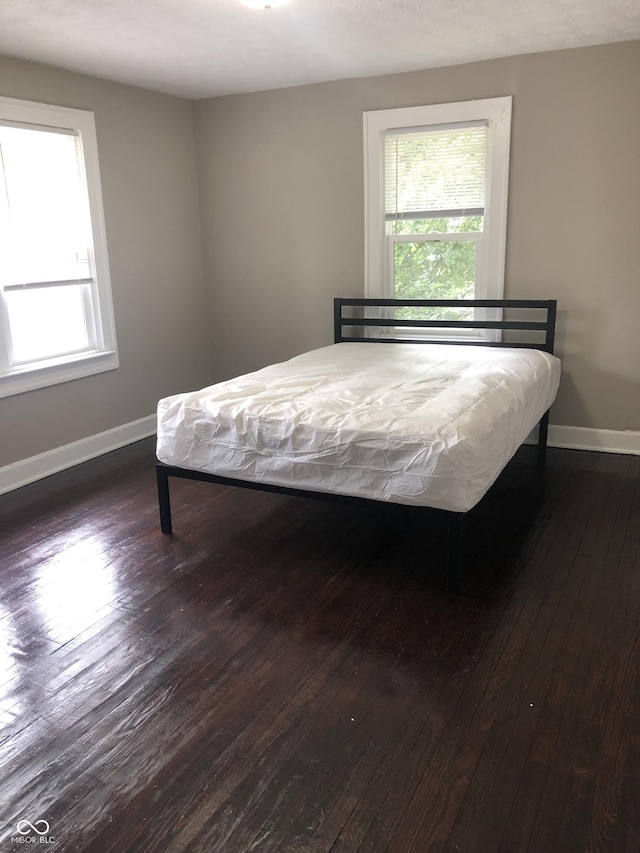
[156,343,561,513]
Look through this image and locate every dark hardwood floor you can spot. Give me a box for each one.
[0,438,638,852]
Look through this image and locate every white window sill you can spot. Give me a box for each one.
[0,350,119,399]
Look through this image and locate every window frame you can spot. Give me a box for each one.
[363,97,512,339]
[0,96,118,399]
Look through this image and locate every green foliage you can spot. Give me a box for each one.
[390,216,482,320]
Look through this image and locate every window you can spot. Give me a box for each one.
[364,97,512,332]
[0,97,118,398]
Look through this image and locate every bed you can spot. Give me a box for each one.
[156,298,560,592]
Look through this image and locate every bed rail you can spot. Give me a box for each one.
[334,298,557,354]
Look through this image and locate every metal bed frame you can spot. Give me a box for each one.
[156,298,558,594]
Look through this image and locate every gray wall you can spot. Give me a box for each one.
[2,40,639,472]
[195,40,640,433]
[0,57,213,468]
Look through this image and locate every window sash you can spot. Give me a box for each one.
[384,123,487,221]
[387,232,482,339]
[3,280,101,367]
[0,124,94,288]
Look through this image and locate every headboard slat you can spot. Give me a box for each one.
[333,298,558,354]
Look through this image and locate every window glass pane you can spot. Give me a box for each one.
[385,125,486,218]
[0,125,94,285]
[6,285,89,363]
[393,240,476,320]
[390,215,483,236]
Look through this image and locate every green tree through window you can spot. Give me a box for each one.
[392,217,482,320]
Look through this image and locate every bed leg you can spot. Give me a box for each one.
[447,513,464,595]
[156,464,173,534]
[538,410,550,467]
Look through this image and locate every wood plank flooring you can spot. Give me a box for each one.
[0,439,638,852]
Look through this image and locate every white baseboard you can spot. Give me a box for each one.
[547,425,640,456]
[526,425,640,456]
[1,419,638,498]
[0,414,156,496]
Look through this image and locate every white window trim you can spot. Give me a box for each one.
[0,96,118,399]
[363,97,512,329]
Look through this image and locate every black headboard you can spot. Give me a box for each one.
[334,298,557,354]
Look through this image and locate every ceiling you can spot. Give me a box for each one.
[1,0,639,100]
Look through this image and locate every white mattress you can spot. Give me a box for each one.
[156,343,561,513]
